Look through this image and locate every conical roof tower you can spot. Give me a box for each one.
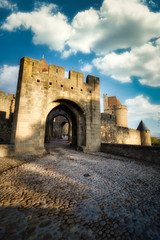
[40,57,49,72]
[137,120,149,131]
[137,120,151,146]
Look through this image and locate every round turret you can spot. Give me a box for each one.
[137,120,151,146]
[115,105,128,128]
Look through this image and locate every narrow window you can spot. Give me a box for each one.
[37,79,40,83]
[61,84,63,87]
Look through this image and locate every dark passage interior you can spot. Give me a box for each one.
[45,105,76,148]
[45,100,86,150]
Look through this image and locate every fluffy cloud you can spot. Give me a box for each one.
[1,0,160,88]
[0,65,19,93]
[68,0,160,55]
[1,0,160,55]
[1,4,71,51]
[125,95,160,136]
[80,63,93,73]
[93,41,160,87]
[0,0,17,10]
[68,8,100,54]
[125,95,160,121]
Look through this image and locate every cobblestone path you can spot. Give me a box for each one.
[0,147,160,240]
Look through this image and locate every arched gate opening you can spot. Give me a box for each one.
[45,100,86,149]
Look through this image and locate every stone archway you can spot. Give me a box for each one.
[45,100,86,149]
[45,109,71,143]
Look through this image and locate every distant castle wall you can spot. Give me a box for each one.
[0,91,15,143]
[102,94,151,145]
[0,91,15,119]
[101,113,141,145]
[103,94,128,128]
[140,131,151,146]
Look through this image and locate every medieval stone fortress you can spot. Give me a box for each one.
[0,56,151,156]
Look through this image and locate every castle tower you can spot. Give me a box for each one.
[40,58,49,72]
[10,56,101,153]
[137,120,151,146]
[103,94,128,128]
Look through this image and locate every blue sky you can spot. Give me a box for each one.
[0,0,160,136]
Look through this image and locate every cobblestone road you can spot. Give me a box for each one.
[0,144,160,240]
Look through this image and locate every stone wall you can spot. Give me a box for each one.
[101,113,141,145]
[101,143,160,164]
[0,91,15,143]
[140,131,151,146]
[0,91,15,119]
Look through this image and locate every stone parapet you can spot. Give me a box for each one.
[101,143,160,164]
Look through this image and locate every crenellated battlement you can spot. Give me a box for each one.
[0,91,15,120]
[0,91,15,99]
[69,70,83,81]
[20,57,99,92]
[86,75,99,85]
[49,64,65,78]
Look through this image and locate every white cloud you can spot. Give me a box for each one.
[125,95,160,136]
[67,0,160,55]
[125,95,160,121]
[68,8,100,54]
[2,0,160,55]
[1,4,71,51]
[0,65,19,93]
[61,49,76,58]
[93,42,160,87]
[156,38,160,46]
[1,0,160,88]
[80,63,93,73]
[0,0,17,11]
